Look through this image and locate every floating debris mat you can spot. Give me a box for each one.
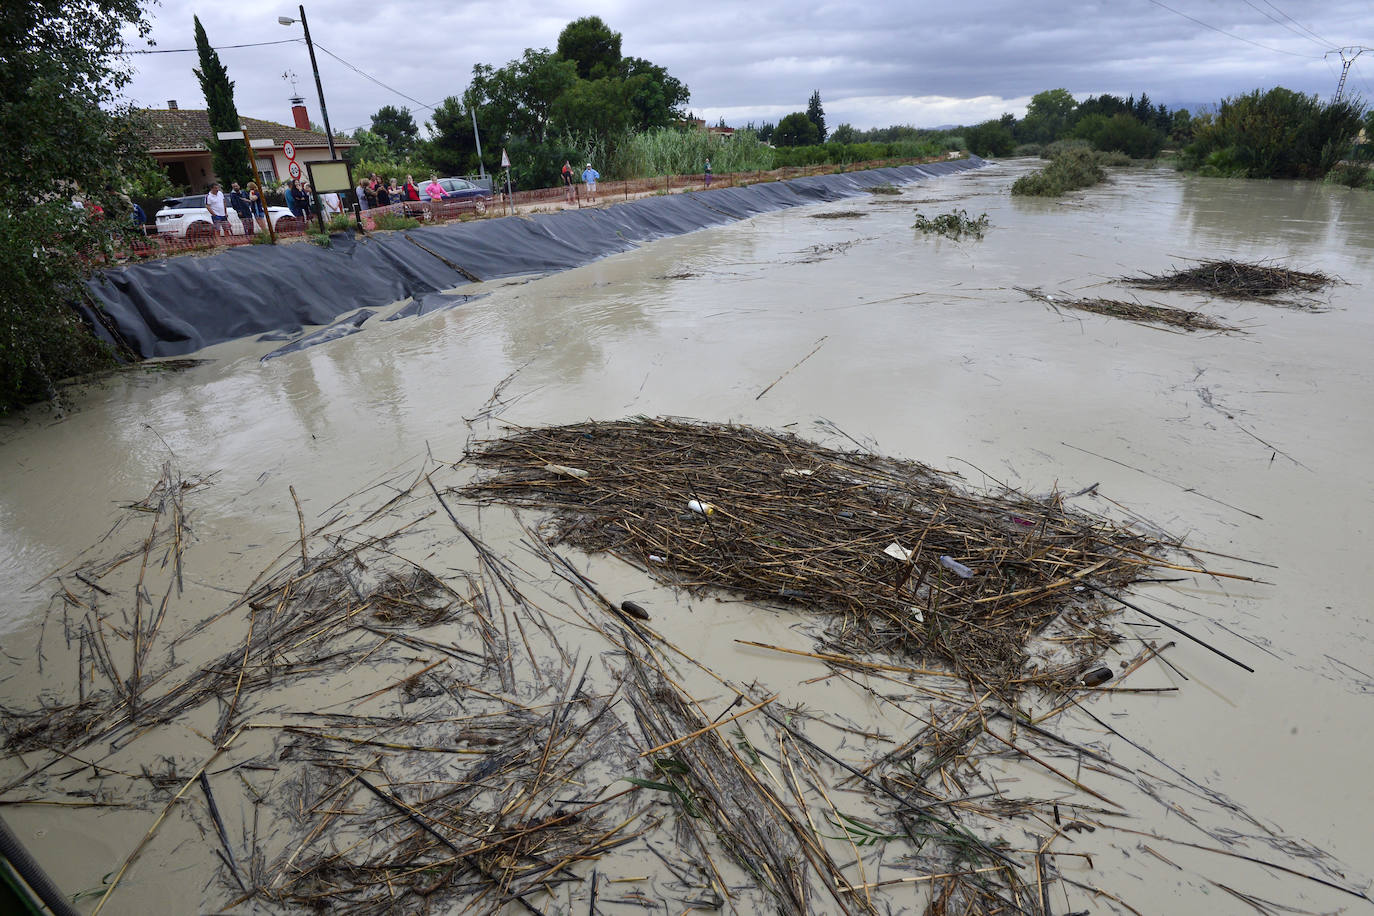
[464,418,1182,694]
[1121,259,1333,302]
[1016,286,1238,332]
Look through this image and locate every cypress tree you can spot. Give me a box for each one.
[193,16,250,187]
[806,90,827,143]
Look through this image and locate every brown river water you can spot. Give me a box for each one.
[2,161,1372,914]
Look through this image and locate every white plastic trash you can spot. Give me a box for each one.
[543,463,589,479]
[687,499,716,516]
[939,555,975,578]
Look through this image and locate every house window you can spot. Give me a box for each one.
[256,158,277,185]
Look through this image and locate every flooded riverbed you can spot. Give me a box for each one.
[3,162,1373,914]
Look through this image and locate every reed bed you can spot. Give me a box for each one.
[1121,259,1333,301]
[463,418,1180,695]
[1016,286,1238,332]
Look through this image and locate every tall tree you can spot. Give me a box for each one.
[805,90,827,143]
[370,105,419,157]
[556,16,622,80]
[1,0,154,410]
[192,15,249,187]
[775,111,820,147]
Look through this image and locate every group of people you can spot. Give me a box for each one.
[203,178,343,238]
[355,173,433,211]
[560,161,601,202]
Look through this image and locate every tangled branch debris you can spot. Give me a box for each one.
[1121,259,1333,302]
[464,418,1182,694]
[1016,287,1239,332]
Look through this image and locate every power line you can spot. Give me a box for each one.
[1237,0,1328,50]
[1257,0,1337,48]
[122,38,302,55]
[1145,0,1322,59]
[311,43,433,112]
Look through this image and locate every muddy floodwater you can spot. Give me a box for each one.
[3,162,1373,914]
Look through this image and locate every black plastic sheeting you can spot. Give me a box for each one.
[85,158,986,358]
[260,309,375,361]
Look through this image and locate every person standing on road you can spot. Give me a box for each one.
[205,182,230,239]
[561,160,575,202]
[228,182,251,233]
[704,158,712,187]
[246,181,268,234]
[581,163,600,202]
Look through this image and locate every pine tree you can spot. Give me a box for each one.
[806,90,827,143]
[193,15,250,187]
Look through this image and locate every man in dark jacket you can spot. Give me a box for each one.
[228,182,252,232]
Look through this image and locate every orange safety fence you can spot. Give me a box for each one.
[106,154,958,262]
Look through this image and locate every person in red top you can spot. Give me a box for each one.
[561,160,574,202]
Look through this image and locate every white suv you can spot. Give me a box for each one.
[155,194,299,239]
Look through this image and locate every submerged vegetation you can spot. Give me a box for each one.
[912,208,990,239]
[1011,146,1107,196]
[1180,88,1365,180]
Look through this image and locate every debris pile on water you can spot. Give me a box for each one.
[1016,286,1239,332]
[463,418,1181,694]
[1121,259,1333,302]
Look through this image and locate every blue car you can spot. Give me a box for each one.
[415,177,491,215]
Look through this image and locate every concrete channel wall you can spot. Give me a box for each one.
[85,157,987,358]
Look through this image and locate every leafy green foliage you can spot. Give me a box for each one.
[774,112,820,147]
[806,90,827,143]
[2,0,157,412]
[912,208,990,239]
[1070,112,1162,158]
[1181,88,1365,179]
[369,105,419,158]
[1011,146,1106,196]
[964,119,1015,157]
[192,16,250,187]
[556,16,622,80]
[1020,88,1075,144]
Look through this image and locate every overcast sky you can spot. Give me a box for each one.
[119,1,1374,134]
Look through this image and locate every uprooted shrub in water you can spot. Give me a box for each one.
[913,208,989,240]
[1012,147,1106,197]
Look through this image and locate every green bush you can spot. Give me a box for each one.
[1326,163,1372,189]
[372,213,421,231]
[1180,87,1365,179]
[912,208,989,240]
[1011,147,1106,196]
[964,120,1015,157]
[1070,112,1163,158]
[1012,143,1044,158]
[1095,150,1134,167]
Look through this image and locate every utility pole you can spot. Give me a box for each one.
[1326,47,1371,103]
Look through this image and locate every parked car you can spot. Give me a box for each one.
[414,177,491,215]
[154,195,299,239]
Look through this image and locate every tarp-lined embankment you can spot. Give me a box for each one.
[86,158,987,358]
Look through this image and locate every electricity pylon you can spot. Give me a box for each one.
[1326,47,1371,103]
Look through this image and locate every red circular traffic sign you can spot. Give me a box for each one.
[287,161,302,179]
[282,140,296,160]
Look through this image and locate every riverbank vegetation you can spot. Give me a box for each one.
[1,0,162,414]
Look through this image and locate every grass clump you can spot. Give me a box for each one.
[867,184,902,195]
[913,208,989,240]
[1012,147,1106,197]
[372,213,422,231]
[327,213,353,232]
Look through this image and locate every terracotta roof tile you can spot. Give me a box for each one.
[136,108,355,153]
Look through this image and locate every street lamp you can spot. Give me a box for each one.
[278,5,336,160]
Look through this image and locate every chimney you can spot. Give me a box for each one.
[290,96,309,130]
[167,100,178,110]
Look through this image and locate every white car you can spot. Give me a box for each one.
[155,194,300,239]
